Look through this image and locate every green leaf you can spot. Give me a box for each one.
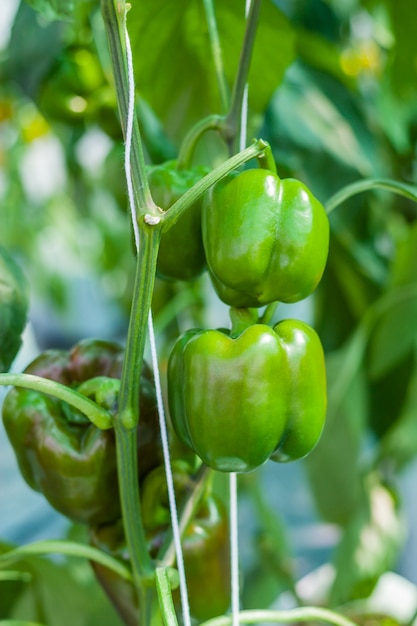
[306,339,368,525]
[330,478,405,605]
[129,0,295,140]
[0,247,29,373]
[268,64,377,177]
[24,0,92,21]
[368,226,417,379]
[378,353,417,472]
[9,555,125,626]
[0,541,132,583]
[5,2,65,99]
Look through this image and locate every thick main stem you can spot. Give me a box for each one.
[101,0,156,213]
[202,0,229,114]
[225,0,261,151]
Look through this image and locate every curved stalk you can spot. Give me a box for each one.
[200,608,358,626]
[177,114,225,169]
[0,373,112,429]
[325,178,417,214]
[161,139,270,235]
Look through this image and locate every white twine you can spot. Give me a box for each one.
[230,3,252,624]
[123,23,191,626]
[124,28,140,250]
[147,312,192,626]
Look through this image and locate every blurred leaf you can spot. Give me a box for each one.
[368,225,417,379]
[385,0,417,99]
[10,557,124,626]
[368,295,417,379]
[242,472,296,608]
[267,63,378,178]
[129,0,295,140]
[306,337,368,525]
[5,2,65,99]
[368,348,415,439]
[0,247,29,372]
[24,0,93,22]
[330,478,404,605]
[378,350,417,472]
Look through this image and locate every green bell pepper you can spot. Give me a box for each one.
[0,246,28,373]
[202,168,329,307]
[167,320,327,472]
[147,160,209,281]
[2,338,162,525]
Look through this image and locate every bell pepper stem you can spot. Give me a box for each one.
[256,141,277,173]
[0,373,112,429]
[199,608,358,626]
[260,302,279,326]
[161,139,271,235]
[229,307,259,338]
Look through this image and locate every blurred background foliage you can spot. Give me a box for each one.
[2,0,417,622]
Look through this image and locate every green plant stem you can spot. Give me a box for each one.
[118,226,160,429]
[114,424,154,584]
[257,142,277,173]
[101,1,164,614]
[225,0,261,151]
[0,540,133,582]
[101,0,156,213]
[0,373,112,429]
[260,302,279,326]
[113,225,160,602]
[161,139,270,234]
[229,307,259,338]
[177,114,225,169]
[325,178,417,214]
[202,0,229,114]
[200,608,358,626]
[155,568,180,626]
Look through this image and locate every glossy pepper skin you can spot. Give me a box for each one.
[147,160,209,281]
[167,320,327,473]
[202,168,329,307]
[2,339,162,525]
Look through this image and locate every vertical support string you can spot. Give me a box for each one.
[148,313,192,626]
[123,22,191,626]
[230,4,252,626]
[124,27,140,251]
